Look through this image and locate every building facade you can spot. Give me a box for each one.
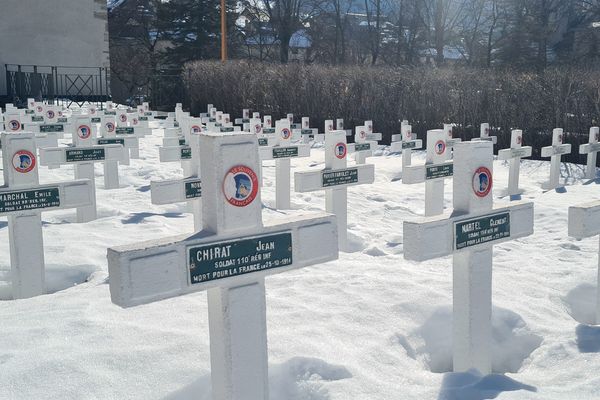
[0,0,110,105]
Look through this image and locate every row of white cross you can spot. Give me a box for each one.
[1,101,600,400]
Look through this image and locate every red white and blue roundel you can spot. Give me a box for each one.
[281,128,291,140]
[254,124,262,134]
[360,130,366,139]
[132,118,139,125]
[12,150,36,173]
[191,125,202,133]
[335,142,347,159]
[119,114,127,122]
[223,165,259,207]
[434,140,446,155]
[36,105,43,113]
[46,110,55,119]
[77,125,91,139]
[472,167,492,198]
[8,119,21,131]
[106,121,115,132]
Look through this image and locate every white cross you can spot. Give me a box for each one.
[497,130,532,197]
[234,108,251,126]
[404,140,534,374]
[473,123,497,144]
[294,130,375,250]
[108,131,338,400]
[541,128,572,190]
[569,201,600,323]
[314,118,349,143]
[579,127,600,180]
[403,129,454,216]
[390,124,423,169]
[259,120,310,209]
[158,127,204,227]
[1,132,95,299]
[353,125,381,164]
[39,116,129,222]
[113,125,146,160]
[292,116,318,143]
[151,175,202,231]
[444,123,461,151]
[159,142,196,176]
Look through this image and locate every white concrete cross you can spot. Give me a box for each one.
[314,119,347,143]
[159,142,196,175]
[390,124,423,169]
[403,129,454,216]
[404,140,534,374]
[497,130,532,197]
[444,123,462,151]
[569,201,600,323]
[579,127,600,180]
[473,123,497,144]
[1,132,95,299]
[259,120,310,209]
[541,128,572,190]
[151,173,202,231]
[108,132,338,400]
[234,108,251,126]
[113,125,145,160]
[295,130,375,251]
[292,116,317,143]
[353,125,382,164]
[39,116,129,222]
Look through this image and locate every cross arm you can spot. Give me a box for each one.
[294,164,375,192]
[579,142,600,155]
[0,179,94,216]
[151,176,201,204]
[403,161,453,184]
[541,144,571,157]
[107,212,338,308]
[569,200,600,239]
[159,146,192,162]
[497,146,532,160]
[258,144,311,160]
[403,202,534,261]
[39,144,127,166]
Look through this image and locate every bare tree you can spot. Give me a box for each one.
[363,0,383,64]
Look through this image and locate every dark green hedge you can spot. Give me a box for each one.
[184,61,600,163]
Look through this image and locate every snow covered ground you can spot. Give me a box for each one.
[1,128,600,400]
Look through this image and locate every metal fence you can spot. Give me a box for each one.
[4,64,111,108]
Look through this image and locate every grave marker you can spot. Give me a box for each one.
[258,120,310,209]
[391,124,423,170]
[569,201,600,323]
[579,127,600,180]
[444,123,461,150]
[295,130,375,250]
[40,117,129,221]
[497,130,532,197]
[108,132,338,400]
[541,128,572,190]
[472,123,497,144]
[1,132,95,299]
[404,140,534,374]
[354,125,381,164]
[403,130,453,216]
